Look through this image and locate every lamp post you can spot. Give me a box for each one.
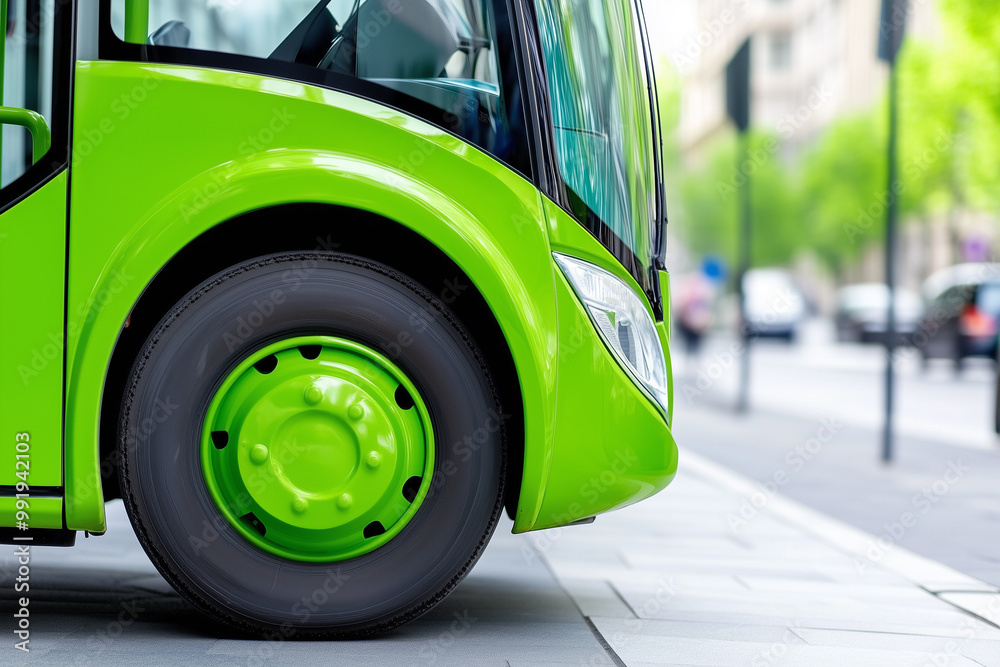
[727,39,752,413]
[878,0,908,463]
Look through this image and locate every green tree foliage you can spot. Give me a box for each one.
[677,131,801,269]
[897,41,961,217]
[660,1,1000,275]
[799,114,886,273]
[937,0,1000,211]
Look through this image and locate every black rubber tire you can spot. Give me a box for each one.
[119,252,506,638]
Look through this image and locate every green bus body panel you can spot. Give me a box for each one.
[528,269,676,529]
[0,496,62,529]
[529,200,677,530]
[0,172,67,492]
[61,61,676,534]
[658,271,674,426]
[64,62,558,532]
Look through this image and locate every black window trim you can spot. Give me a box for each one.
[0,0,74,216]
[634,0,668,273]
[96,0,533,182]
[511,0,661,317]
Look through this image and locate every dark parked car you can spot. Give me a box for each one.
[835,283,923,344]
[916,271,1000,371]
[995,346,1000,434]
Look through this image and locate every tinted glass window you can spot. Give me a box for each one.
[533,0,657,272]
[107,0,528,175]
[934,286,970,317]
[976,283,1000,316]
[2,0,58,187]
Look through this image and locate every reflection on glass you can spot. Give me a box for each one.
[533,0,657,270]
[2,0,55,187]
[111,0,524,170]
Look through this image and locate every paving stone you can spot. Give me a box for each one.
[791,627,1000,658]
[593,617,807,644]
[938,592,1000,627]
[590,620,986,667]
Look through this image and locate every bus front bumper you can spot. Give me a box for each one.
[513,264,677,532]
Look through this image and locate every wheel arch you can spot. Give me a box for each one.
[97,203,526,520]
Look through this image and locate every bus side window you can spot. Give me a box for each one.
[1,0,56,189]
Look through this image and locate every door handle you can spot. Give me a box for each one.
[0,107,51,163]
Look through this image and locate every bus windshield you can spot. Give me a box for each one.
[533,0,660,287]
[111,0,529,175]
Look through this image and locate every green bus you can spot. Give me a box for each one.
[0,0,677,636]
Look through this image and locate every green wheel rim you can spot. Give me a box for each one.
[201,335,434,562]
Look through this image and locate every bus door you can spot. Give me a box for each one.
[0,0,73,533]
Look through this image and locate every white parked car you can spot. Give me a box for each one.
[741,268,807,341]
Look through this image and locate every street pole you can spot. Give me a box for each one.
[737,130,752,413]
[726,38,751,414]
[878,0,907,463]
[882,62,898,463]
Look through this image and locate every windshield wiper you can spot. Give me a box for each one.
[269,0,334,62]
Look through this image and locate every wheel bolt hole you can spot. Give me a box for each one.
[363,521,386,539]
[240,512,267,537]
[402,476,422,503]
[394,385,414,410]
[211,431,229,449]
[298,345,321,360]
[254,354,278,374]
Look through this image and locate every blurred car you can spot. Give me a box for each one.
[921,262,1000,303]
[916,265,1000,370]
[741,268,807,341]
[834,283,923,344]
[995,346,1000,434]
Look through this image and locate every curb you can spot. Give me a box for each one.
[682,450,1000,627]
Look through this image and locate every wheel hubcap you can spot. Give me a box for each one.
[202,336,433,562]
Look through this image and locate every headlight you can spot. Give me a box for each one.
[554,253,669,417]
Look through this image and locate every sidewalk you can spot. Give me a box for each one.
[536,451,1000,666]
[1,453,998,665]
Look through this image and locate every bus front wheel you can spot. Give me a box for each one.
[119,252,505,637]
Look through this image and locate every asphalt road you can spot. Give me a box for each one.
[673,320,1000,587]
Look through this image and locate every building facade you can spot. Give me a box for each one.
[676,0,939,162]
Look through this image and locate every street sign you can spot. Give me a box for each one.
[702,256,727,283]
[726,38,752,412]
[726,39,751,132]
[878,0,908,63]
